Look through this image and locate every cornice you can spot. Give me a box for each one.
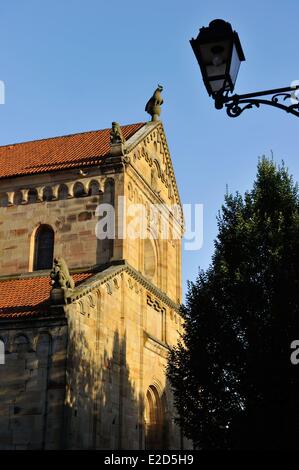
[68,259,180,312]
[0,313,67,328]
[155,122,182,210]
[144,332,170,359]
[125,121,182,209]
[0,261,181,324]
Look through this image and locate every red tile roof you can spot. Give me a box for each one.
[0,123,145,179]
[0,272,93,319]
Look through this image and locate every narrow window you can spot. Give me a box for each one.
[33,225,54,270]
[145,386,168,449]
[74,182,85,198]
[58,184,69,200]
[43,186,53,202]
[28,188,38,203]
[88,180,100,196]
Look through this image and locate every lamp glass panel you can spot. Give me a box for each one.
[206,62,226,78]
[210,78,226,93]
[199,39,231,78]
[229,43,241,87]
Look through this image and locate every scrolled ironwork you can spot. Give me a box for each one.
[271,92,292,103]
[215,86,299,118]
[225,100,259,118]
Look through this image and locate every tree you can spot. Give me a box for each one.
[168,158,299,449]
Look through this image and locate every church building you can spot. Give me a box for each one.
[0,91,187,450]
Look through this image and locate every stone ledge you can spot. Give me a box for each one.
[144,332,169,359]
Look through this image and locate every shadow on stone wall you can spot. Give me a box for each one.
[0,330,67,450]
[144,373,183,450]
[0,324,181,450]
[95,179,114,265]
[64,328,144,450]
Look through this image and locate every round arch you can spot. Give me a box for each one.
[57,184,69,200]
[144,238,157,281]
[143,234,162,287]
[29,224,54,271]
[88,179,100,196]
[144,384,169,450]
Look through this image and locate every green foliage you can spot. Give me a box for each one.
[168,158,299,449]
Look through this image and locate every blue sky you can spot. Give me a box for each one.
[0,0,298,298]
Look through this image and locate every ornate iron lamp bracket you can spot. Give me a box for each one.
[214,86,299,118]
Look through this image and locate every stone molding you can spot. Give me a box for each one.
[0,175,115,207]
[146,293,166,315]
[143,331,169,359]
[68,260,180,312]
[125,121,182,209]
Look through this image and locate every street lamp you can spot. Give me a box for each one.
[190,19,299,118]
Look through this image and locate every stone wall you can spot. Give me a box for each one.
[64,270,185,450]
[0,270,188,450]
[123,126,183,304]
[0,124,183,304]
[0,172,116,275]
[0,122,188,450]
[0,318,67,449]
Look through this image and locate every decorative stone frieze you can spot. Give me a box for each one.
[0,176,114,207]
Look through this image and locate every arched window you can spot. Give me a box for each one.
[144,238,157,281]
[88,180,100,196]
[73,182,85,198]
[145,386,168,449]
[33,225,54,270]
[43,186,53,202]
[58,184,69,200]
[28,188,38,203]
[14,334,30,353]
[14,190,23,205]
[104,179,115,204]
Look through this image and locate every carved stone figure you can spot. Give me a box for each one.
[145,85,164,121]
[110,122,125,144]
[50,257,75,290]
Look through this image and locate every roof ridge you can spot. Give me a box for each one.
[0,261,180,321]
[0,122,145,149]
[0,122,146,179]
